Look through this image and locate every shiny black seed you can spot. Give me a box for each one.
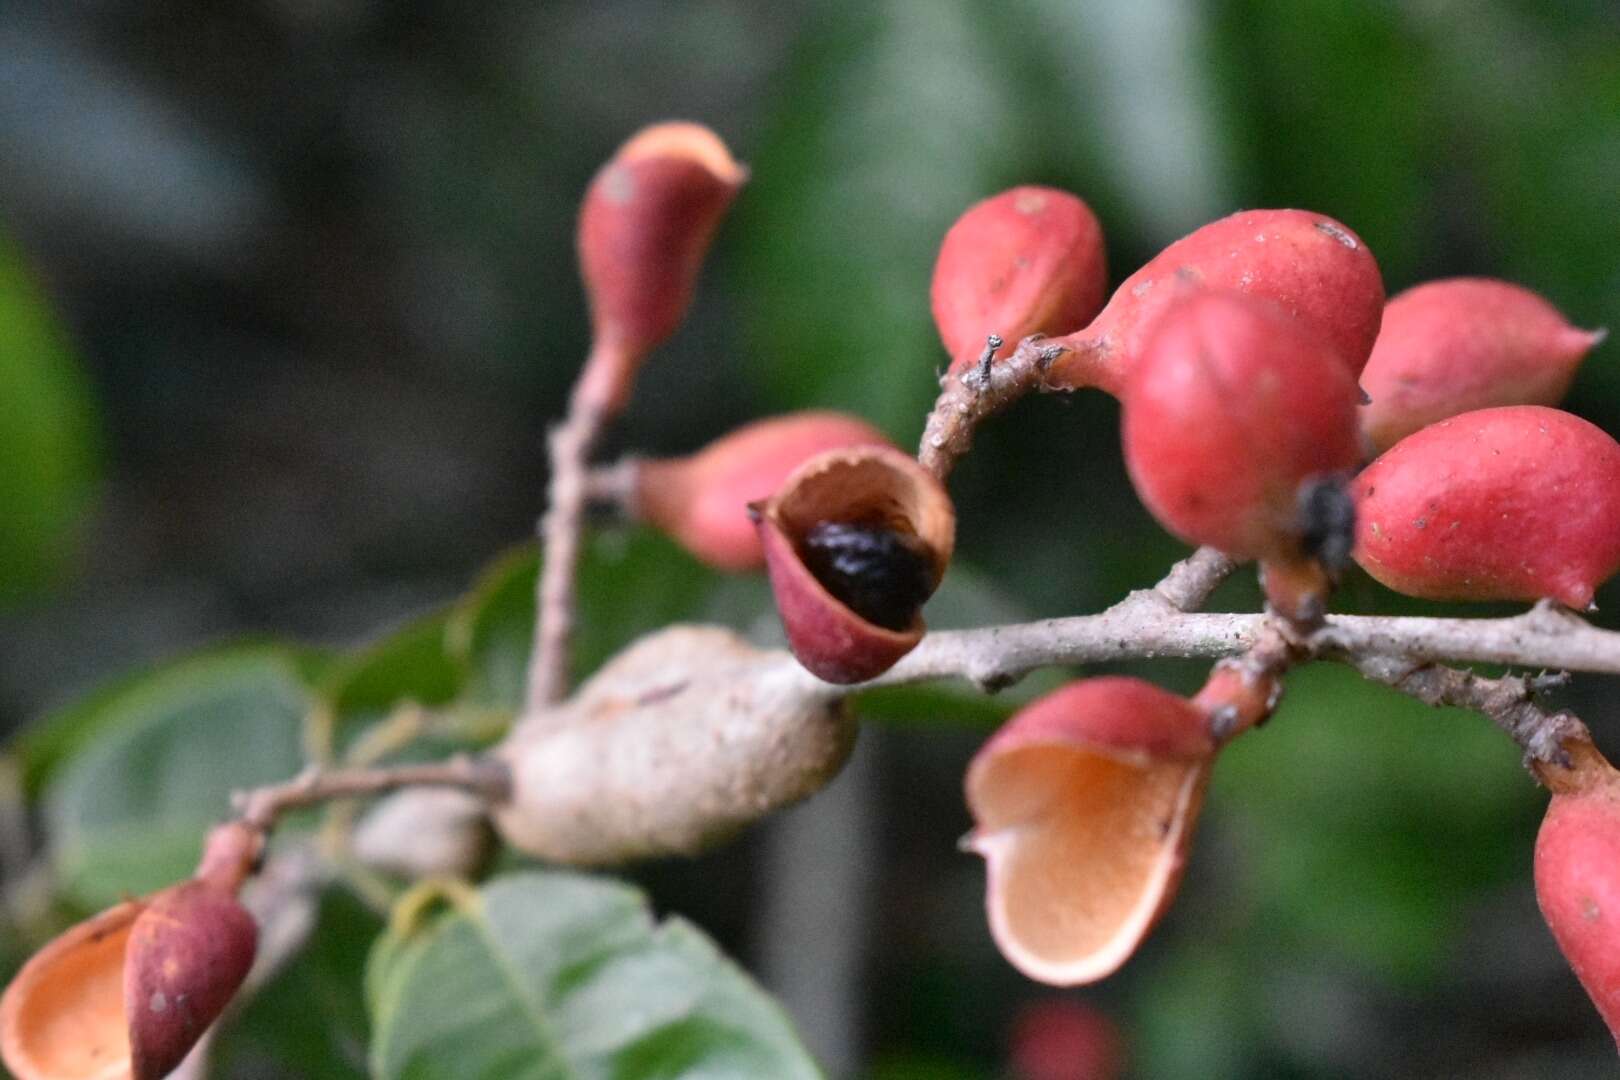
[800,521,935,631]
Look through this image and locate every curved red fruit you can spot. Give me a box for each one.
[1534,743,1620,1049]
[635,411,891,571]
[1361,278,1604,451]
[1121,290,1363,563]
[125,880,257,1079]
[931,186,1108,373]
[756,445,955,684]
[1354,406,1620,608]
[965,677,1215,985]
[0,875,257,1080]
[1008,999,1125,1080]
[1046,209,1384,395]
[575,122,747,414]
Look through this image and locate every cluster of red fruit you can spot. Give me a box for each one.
[5,120,1618,1078]
[552,126,1620,1043]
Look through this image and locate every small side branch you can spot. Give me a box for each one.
[1349,658,1586,766]
[234,756,511,832]
[917,335,1066,480]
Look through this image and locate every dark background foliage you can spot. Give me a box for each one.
[2,1,1618,1076]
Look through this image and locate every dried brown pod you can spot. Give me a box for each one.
[754,445,956,684]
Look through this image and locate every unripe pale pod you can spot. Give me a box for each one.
[1533,741,1620,1049]
[633,411,892,571]
[352,788,494,881]
[931,186,1108,374]
[0,823,262,1080]
[1121,291,1363,599]
[964,677,1216,986]
[493,625,853,864]
[754,445,955,683]
[1354,405,1620,609]
[575,122,747,414]
[1045,208,1384,395]
[1360,278,1604,451]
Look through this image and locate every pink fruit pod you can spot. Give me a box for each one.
[931,186,1108,374]
[1360,278,1604,451]
[0,824,261,1080]
[1045,208,1384,395]
[754,444,955,684]
[1354,405,1620,608]
[1533,740,1620,1049]
[1008,998,1125,1080]
[575,122,747,415]
[1121,290,1363,617]
[964,677,1216,986]
[631,411,891,571]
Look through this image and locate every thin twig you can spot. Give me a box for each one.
[234,756,511,832]
[528,391,615,710]
[1348,658,1585,766]
[860,598,1620,693]
[917,335,1066,479]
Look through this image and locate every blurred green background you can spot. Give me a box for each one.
[1,0,1618,1076]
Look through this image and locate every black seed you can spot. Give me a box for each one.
[1297,474,1357,576]
[799,520,935,631]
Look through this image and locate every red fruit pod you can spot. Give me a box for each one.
[124,880,258,1079]
[964,677,1216,986]
[1354,405,1620,608]
[632,411,892,571]
[931,185,1108,374]
[0,874,257,1080]
[1046,208,1384,395]
[575,121,747,415]
[1360,278,1604,451]
[755,444,955,684]
[1008,999,1125,1080]
[1533,741,1620,1049]
[1121,290,1364,566]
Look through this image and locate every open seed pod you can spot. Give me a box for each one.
[754,445,955,684]
[494,624,854,864]
[633,411,891,571]
[1,825,260,1080]
[965,678,1216,985]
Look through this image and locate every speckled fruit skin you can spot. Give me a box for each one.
[1360,278,1603,451]
[931,186,1108,373]
[575,123,745,413]
[1046,208,1384,395]
[636,412,891,571]
[1354,406,1620,608]
[1121,290,1364,561]
[1535,775,1620,1048]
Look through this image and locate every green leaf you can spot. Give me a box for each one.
[41,647,312,908]
[318,609,467,754]
[214,888,381,1079]
[368,871,822,1079]
[0,238,99,603]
